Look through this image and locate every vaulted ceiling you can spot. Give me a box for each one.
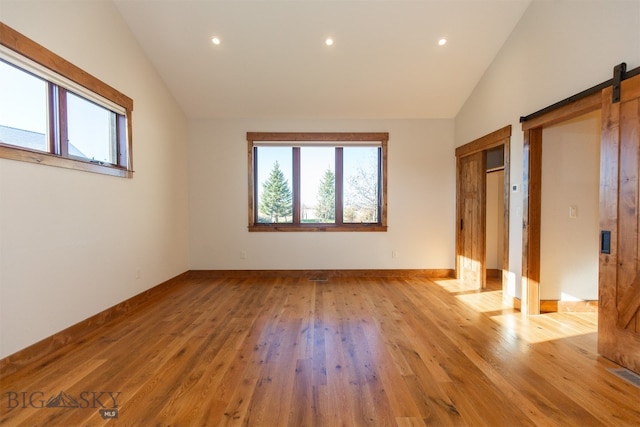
[114,0,531,120]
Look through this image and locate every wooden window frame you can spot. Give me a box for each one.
[247,132,388,232]
[0,23,134,178]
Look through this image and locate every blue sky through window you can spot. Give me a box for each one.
[0,60,47,135]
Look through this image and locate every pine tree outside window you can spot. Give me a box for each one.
[315,168,336,223]
[248,132,388,232]
[259,160,293,223]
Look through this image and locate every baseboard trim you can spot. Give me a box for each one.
[486,269,501,279]
[510,296,522,311]
[503,297,597,313]
[0,271,190,378]
[188,269,455,279]
[540,299,598,313]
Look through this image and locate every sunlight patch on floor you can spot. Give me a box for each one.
[490,311,597,344]
[432,278,598,345]
[432,278,479,293]
[454,290,505,313]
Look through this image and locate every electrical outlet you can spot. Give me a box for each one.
[240,250,247,260]
[136,269,141,279]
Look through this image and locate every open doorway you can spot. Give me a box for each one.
[456,126,511,294]
[539,111,601,312]
[486,145,505,290]
[521,89,602,315]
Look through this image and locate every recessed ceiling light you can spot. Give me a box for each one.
[211,37,221,45]
[325,37,334,46]
[438,37,447,46]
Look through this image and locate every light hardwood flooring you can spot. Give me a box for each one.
[1,274,639,426]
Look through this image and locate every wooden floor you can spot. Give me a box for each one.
[1,274,639,426]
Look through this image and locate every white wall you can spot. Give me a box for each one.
[486,170,504,270]
[189,119,455,270]
[0,1,190,358]
[455,0,640,299]
[540,111,601,301]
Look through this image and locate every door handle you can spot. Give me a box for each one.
[601,230,611,254]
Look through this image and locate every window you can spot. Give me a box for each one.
[0,23,133,177]
[0,59,48,152]
[248,132,388,232]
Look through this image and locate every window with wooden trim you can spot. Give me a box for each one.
[0,23,133,178]
[248,132,388,232]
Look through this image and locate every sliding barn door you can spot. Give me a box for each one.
[599,73,640,374]
[457,152,486,288]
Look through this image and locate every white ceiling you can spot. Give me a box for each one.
[114,0,531,120]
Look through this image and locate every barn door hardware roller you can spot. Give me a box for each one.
[612,62,626,103]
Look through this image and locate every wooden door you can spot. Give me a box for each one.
[599,73,640,373]
[457,151,486,287]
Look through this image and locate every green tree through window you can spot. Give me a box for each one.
[316,169,335,222]
[259,161,293,223]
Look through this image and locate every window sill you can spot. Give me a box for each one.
[0,144,133,178]
[248,224,387,232]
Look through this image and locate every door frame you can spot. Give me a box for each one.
[456,126,511,293]
[521,93,602,314]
